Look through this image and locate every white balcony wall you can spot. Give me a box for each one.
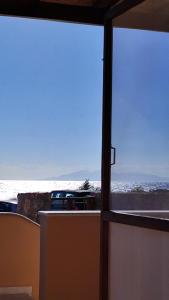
[109,222,169,300]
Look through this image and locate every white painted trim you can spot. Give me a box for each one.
[39,210,101,217]
[0,287,32,296]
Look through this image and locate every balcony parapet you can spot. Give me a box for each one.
[39,210,100,300]
[0,212,40,300]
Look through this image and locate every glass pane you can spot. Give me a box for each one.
[111,28,169,211]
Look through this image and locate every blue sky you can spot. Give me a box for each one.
[0,16,169,180]
[0,17,103,179]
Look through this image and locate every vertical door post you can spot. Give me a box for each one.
[100,19,113,300]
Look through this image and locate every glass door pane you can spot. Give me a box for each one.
[111,28,169,212]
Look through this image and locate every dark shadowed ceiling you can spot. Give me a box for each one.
[114,0,169,32]
[40,0,118,8]
[1,0,169,32]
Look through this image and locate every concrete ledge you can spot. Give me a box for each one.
[115,210,169,220]
[39,210,101,217]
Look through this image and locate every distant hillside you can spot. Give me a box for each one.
[47,170,101,181]
[112,172,169,182]
[45,170,169,182]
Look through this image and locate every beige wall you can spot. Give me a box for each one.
[0,213,40,300]
[39,211,100,300]
[109,222,169,300]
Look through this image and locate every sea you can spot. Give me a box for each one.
[1,180,169,202]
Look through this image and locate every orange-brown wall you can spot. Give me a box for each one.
[39,211,100,300]
[0,213,40,300]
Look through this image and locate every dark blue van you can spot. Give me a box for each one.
[50,190,95,210]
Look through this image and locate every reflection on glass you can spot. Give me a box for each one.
[111,28,169,210]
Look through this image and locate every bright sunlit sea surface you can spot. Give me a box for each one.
[1,180,169,202]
